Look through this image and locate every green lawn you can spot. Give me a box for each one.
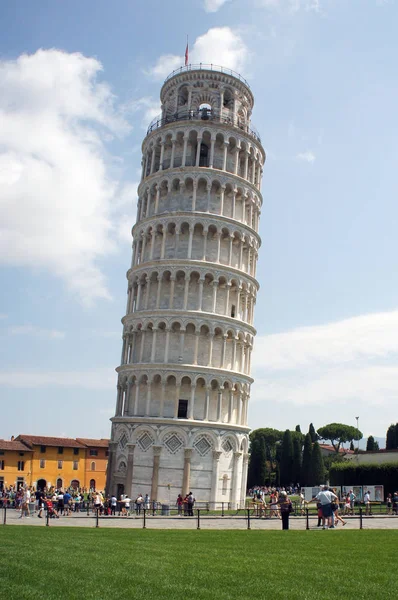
[1,527,397,600]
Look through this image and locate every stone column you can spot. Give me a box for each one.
[212,281,218,313]
[192,180,197,211]
[222,142,229,171]
[125,381,133,415]
[150,328,157,362]
[150,446,162,502]
[188,383,195,419]
[159,142,165,171]
[232,337,237,371]
[139,331,145,362]
[134,382,140,414]
[125,443,136,499]
[209,138,215,168]
[195,136,202,167]
[206,183,212,212]
[182,448,193,496]
[161,227,167,258]
[228,389,234,423]
[182,134,188,167]
[221,335,227,368]
[174,384,181,418]
[210,451,222,505]
[225,283,231,316]
[240,453,249,507]
[183,276,190,309]
[154,186,160,213]
[217,388,223,421]
[219,185,226,216]
[150,147,156,174]
[179,330,186,361]
[208,333,214,366]
[169,276,176,308]
[244,150,249,180]
[187,226,194,259]
[141,233,147,263]
[145,380,152,416]
[170,139,176,168]
[228,235,234,265]
[159,383,166,417]
[204,387,210,421]
[216,232,221,263]
[144,277,150,309]
[136,281,142,311]
[198,278,204,310]
[193,331,200,365]
[164,329,170,362]
[234,146,240,175]
[231,452,242,507]
[156,275,162,309]
[202,229,208,260]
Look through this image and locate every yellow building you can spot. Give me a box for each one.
[0,439,33,490]
[76,438,109,491]
[16,435,86,491]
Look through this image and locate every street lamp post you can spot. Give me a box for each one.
[355,416,359,455]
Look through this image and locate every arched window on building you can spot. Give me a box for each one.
[56,478,63,489]
[90,479,96,490]
[91,461,96,471]
[199,143,209,167]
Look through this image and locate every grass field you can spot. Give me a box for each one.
[1,527,397,600]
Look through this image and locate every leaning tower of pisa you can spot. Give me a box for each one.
[106,64,265,507]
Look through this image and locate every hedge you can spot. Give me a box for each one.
[330,462,398,495]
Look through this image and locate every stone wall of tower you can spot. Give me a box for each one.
[107,67,264,506]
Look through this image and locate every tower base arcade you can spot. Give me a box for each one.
[108,420,249,506]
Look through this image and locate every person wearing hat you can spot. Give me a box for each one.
[278,491,293,530]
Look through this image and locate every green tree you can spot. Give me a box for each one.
[311,441,325,484]
[250,428,283,485]
[317,423,363,453]
[280,429,294,485]
[374,440,380,451]
[295,425,301,433]
[308,423,318,443]
[292,436,302,484]
[248,438,266,488]
[366,435,376,451]
[301,433,312,486]
[386,424,397,449]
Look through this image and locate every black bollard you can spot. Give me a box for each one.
[197,509,200,530]
[306,508,309,530]
[3,503,6,525]
[247,508,251,530]
[46,507,50,527]
[87,502,90,516]
[96,508,99,528]
[221,502,224,517]
[359,507,363,530]
[143,508,146,529]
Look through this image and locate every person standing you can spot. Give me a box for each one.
[278,491,292,530]
[176,494,183,516]
[19,487,31,519]
[187,491,195,516]
[110,494,117,516]
[386,493,392,515]
[312,486,338,529]
[364,490,371,515]
[349,489,356,515]
[57,490,65,516]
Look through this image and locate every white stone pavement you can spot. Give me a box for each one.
[3,509,398,531]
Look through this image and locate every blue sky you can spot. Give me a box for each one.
[1,0,397,443]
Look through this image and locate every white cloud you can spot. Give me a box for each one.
[0,368,114,389]
[0,49,133,305]
[125,96,161,128]
[250,308,398,430]
[203,0,230,12]
[296,150,316,162]
[147,27,249,80]
[8,325,65,339]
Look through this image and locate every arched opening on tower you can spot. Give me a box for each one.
[199,143,209,167]
[199,103,212,120]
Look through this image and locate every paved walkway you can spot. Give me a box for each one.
[3,509,398,530]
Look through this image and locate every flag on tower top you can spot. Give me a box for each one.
[185,38,189,66]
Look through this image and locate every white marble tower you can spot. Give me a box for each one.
[107,64,265,507]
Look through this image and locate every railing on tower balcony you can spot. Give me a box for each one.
[164,63,251,88]
[146,107,261,143]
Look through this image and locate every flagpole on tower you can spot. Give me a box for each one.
[185,35,189,67]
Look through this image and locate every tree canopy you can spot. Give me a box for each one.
[317,423,363,453]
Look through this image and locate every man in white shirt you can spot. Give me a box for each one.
[364,490,371,515]
[311,486,338,529]
[19,488,31,518]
